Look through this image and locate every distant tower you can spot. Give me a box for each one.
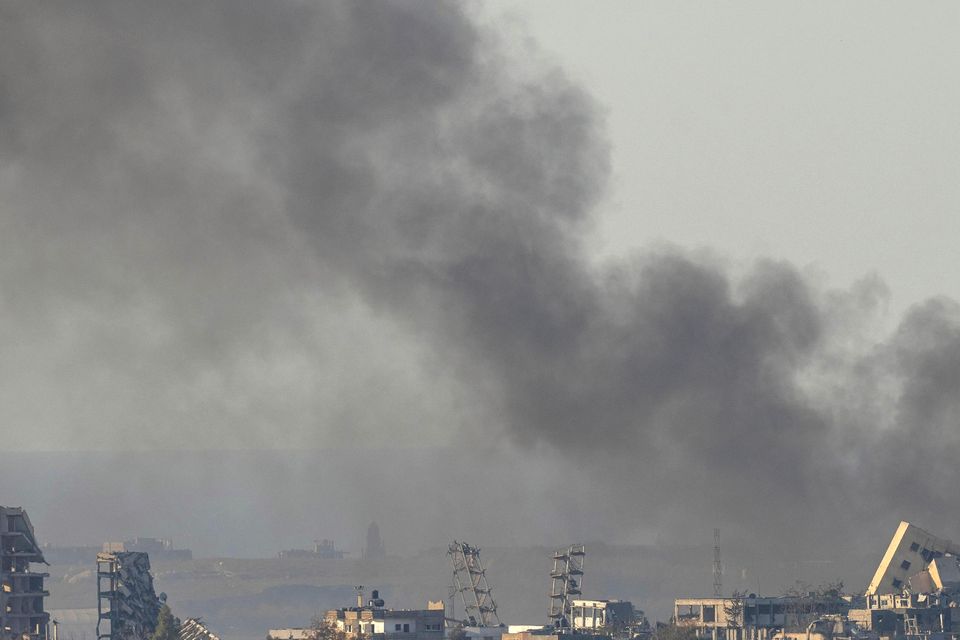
[364,522,386,560]
[713,528,723,597]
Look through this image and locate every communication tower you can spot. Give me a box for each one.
[713,528,723,597]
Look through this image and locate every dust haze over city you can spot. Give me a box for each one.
[1,2,959,640]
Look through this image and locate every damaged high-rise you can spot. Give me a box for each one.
[0,506,50,640]
[96,552,162,640]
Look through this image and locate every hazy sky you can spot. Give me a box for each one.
[1,1,958,560]
[482,1,960,317]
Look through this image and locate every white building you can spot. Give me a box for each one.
[570,600,635,631]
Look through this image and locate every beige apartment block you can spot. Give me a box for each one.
[865,521,960,596]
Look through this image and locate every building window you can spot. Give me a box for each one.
[395,625,402,631]
[901,560,911,571]
[910,542,920,552]
[403,624,410,633]
[892,579,902,589]
[702,606,715,623]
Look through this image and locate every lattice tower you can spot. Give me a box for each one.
[448,541,501,627]
[713,528,723,597]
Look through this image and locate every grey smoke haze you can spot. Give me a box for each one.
[1,0,959,569]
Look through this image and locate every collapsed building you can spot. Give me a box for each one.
[96,552,163,640]
[0,507,49,640]
[865,522,960,597]
[675,521,960,640]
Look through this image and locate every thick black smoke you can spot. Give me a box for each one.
[1,0,958,563]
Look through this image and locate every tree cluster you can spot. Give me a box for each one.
[150,605,180,640]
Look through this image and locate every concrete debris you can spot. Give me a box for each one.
[96,552,162,640]
[179,619,221,640]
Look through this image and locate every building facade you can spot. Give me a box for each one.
[570,600,635,632]
[326,601,445,640]
[848,592,960,638]
[865,521,960,596]
[674,595,851,640]
[0,506,49,640]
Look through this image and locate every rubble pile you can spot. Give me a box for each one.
[179,619,221,640]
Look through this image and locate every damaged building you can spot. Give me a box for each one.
[96,552,163,640]
[846,523,960,639]
[676,521,960,640]
[674,594,852,640]
[0,507,49,640]
[846,592,960,638]
[865,522,960,596]
[569,600,648,639]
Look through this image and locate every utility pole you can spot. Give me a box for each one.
[713,528,723,598]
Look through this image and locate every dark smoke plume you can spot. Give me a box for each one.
[0,0,958,564]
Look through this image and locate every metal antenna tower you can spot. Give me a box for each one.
[549,544,585,629]
[448,541,501,627]
[713,528,723,597]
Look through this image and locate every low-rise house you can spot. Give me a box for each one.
[328,592,444,640]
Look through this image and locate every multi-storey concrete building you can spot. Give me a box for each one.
[325,594,445,640]
[0,507,49,640]
[570,600,635,632]
[847,592,960,637]
[269,592,445,640]
[674,594,851,640]
[865,521,960,596]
